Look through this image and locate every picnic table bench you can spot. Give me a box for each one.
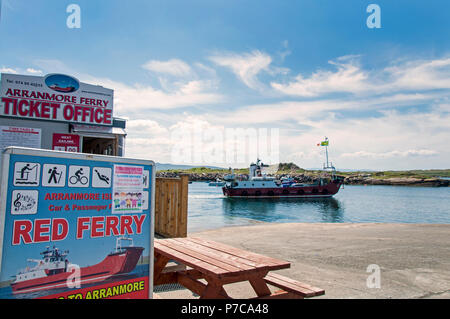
[154,237,324,299]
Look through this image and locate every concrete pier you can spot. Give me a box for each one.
[157,223,450,299]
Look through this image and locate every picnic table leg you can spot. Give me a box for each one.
[200,284,224,299]
[249,272,272,298]
[153,255,170,285]
[200,276,230,299]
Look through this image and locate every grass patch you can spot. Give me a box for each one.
[159,167,450,179]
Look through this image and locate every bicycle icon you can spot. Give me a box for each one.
[69,167,89,186]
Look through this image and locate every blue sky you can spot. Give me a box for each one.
[1,0,449,170]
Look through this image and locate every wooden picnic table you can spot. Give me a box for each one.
[154,237,324,299]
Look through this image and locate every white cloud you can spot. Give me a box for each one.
[1,67,42,75]
[203,90,442,127]
[383,57,450,91]
[33,59,73,74]
[126,119,169,136]
[125,137,172,162]
[278,40,292,61]
[124,119,173,162]
[271,56,450,97]
[142,59,192,77]
[271,55,368,97]
[0,67,18,74]
[30,59,223,117]
[158,107,443,169]
[341,149,438,159]
[73,75,223,114]
[279,109,449,170]
[110,53,450,169]
[124,116,228,165]
[198,98,449,169]
[26,68,42,74]
[21,54,450,169]
[119,80,222,112]
[194,62,217,77]
[209,50,273,90]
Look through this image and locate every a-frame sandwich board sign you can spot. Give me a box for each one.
[0,147,155,299]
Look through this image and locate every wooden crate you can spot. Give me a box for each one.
[155,175,188,238]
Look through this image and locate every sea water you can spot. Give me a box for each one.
[188,182,450,232]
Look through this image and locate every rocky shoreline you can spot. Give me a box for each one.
[156,171,450,187]
[343,176,449,187]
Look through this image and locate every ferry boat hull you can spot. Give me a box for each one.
[11,247,144,295]
[222,179,343,198]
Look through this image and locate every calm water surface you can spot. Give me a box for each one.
[188,182,450,232]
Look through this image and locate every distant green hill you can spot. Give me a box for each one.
[158,162,450,180]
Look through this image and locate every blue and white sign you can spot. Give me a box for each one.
[0,147,155,299]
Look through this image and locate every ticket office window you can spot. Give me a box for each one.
[82,136,116,156]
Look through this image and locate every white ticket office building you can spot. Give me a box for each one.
[0,73,126,156]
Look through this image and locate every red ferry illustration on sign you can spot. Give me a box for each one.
[11,237,144,295]
[48,84,76,93]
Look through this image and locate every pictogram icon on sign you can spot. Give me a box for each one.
[14,162,41,186]
[42,164,66,187]
[68,166,90,187]
[92,167,112,188]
